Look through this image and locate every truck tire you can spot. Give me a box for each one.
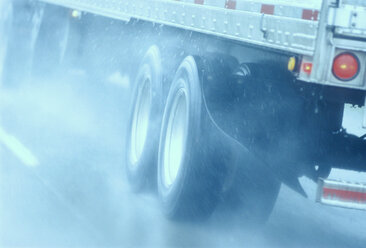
[158,56,225,220]
[158,55,281,223]
[125,45,164,191]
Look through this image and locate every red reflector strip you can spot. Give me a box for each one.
[317,178,366,211]
[302,9,319,21]
[187,1,319,22]
[323,188,366,202]
[225,0,236,9]
[261,4,274,15]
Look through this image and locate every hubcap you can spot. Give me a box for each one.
[130,77,151,165]
[163,86,188,187]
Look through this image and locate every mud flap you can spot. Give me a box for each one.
[197,56,294,188]
[195,55,282,222]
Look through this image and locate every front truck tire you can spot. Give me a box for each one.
[157,55,280,223]
[125,46,164,191]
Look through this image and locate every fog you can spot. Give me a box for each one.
[1,4,366,248]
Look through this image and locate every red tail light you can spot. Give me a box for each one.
[332,53,360,81]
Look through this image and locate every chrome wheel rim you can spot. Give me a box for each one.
[130,77,151,165]
[163,86,188,187]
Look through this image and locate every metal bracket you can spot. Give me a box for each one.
[363,96,366,129]
[260,14,269,40]
[328,5,366,30]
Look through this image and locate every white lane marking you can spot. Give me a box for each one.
[0,126,39,167]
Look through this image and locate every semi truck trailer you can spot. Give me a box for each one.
[1,0,365,223]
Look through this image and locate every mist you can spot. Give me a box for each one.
[1,4,366,248]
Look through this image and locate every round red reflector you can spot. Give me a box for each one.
[332,53,360,81]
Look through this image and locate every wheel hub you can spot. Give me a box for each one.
[163,86,188,187]
[130,77,151,165]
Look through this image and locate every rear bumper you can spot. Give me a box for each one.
[317,178,366,211]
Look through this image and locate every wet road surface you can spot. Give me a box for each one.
[0,73,365,247]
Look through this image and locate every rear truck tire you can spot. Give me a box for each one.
[125,45,164,191]
[158,55,281,223]
[157,55,227,220]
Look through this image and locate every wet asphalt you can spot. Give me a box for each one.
[0,71,365,248]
